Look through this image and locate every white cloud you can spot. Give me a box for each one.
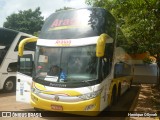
[0,0,89,27]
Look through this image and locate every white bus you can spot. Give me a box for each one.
[17,8,133,116]
[0,28,35,92]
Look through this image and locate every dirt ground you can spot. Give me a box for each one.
[130,84,160,120]
[1,85,159,120]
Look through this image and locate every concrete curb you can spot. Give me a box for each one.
[125,85,141,120]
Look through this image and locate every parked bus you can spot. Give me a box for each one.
[0,28,35,92]
[17,8,133,115]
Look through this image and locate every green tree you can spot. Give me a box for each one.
[3,7,44,35]
[86,0,160,84]
[55,6,73,12]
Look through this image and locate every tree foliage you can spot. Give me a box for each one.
[86,0,160,83]
[86,0,160,56]
[55,6,73,12]
[86,0,160,54]
[3,7,44,35]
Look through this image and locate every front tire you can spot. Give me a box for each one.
[3,79,16,92]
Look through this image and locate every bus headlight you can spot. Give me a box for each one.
[78,90,101,100]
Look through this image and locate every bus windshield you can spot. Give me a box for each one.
[39,8,108,39]
[34,45,98,83]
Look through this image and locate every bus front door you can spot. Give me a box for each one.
[16,54,33,103]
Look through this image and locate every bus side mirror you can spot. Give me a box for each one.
[18,37,37,57]
[18,54,33,76]
[96,34,109,57]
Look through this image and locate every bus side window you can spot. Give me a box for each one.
[0,47,7,65]
[114,62,131,78]
[114,62,123,78]
[123,63,131,76]
[102,43,113,79]
[0,29,18,65]
[7,62,17,72]
[102,58,111,78]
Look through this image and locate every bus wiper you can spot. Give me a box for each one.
[82,80,93,91]
[82,80,91,86]
[33,76,44,81]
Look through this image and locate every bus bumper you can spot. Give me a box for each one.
[30,93,100,116]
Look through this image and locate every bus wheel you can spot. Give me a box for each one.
[129,80,132,88]
[118,84,121,99]
[3,79,15,92]
[129,80,132,89]
[110,87,117,106]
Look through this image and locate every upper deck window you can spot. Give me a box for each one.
[0,28,18,65]
[0,28,18,47]
[39,8,116,39]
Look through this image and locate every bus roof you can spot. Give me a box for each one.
[53,7,107,14]
[0,27,19,34]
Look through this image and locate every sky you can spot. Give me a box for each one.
[0,0,89,27]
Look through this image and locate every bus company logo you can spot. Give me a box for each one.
[54,95,59,101]
[2,112,12,117]
[55,40,71,46]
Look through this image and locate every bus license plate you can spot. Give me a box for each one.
[51,105,63,111]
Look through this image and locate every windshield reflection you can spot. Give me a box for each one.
[34,45,98,83]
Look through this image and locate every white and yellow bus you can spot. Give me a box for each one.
[16,7,133,115]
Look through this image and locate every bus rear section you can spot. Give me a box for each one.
[0,28,35,92]
[17,8,133,116]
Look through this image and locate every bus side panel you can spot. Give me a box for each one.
[99,78,112,111]
[16,72,32,103]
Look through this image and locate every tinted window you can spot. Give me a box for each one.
[19,55,33,76]
[102,43,114,78]
[15,36,36,51]
[0,28,18,46]
[114,63,132,78]
[0,28,18,65]
[105,11,116,39]
[39,8,116,39]
[7,62,17,72]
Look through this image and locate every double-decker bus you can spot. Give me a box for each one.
[17,8,133,115]
[0,28,35,92]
